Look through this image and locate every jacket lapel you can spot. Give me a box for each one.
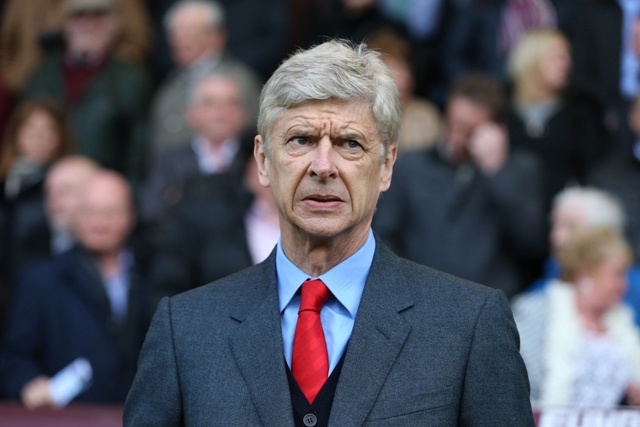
[63,247,112,323]
[329,242,414,426]
[229,254,295,427]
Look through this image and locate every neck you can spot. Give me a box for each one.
[280,225,370,277]
[575,291,606,333]
[93,248,122,278]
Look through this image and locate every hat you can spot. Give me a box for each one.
[65,0,117,15]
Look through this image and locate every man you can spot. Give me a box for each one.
[374,74,546,298]
[148,138,280,303]
[125,41,534,426]
[0,171,151,407]
[140,72,249,224]
[21,0,151,185]
[570,0,638,136]
[148,0,260,154]
[44,155,100,255]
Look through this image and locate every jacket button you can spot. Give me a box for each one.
[303,413,317,426]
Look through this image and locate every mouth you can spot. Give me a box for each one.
[302,194,344,209]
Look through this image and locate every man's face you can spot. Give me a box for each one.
[255,100,396,242]
[45,163,97,233]
[75,175,134,254]
[445,96,491,161]
[64,10,120,57]
[185,77,246,143]
[168,7,225,67]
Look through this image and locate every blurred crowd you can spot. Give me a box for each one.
[0,0,640,411]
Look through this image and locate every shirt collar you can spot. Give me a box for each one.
[277,229,376,318]
[191,136,239,174]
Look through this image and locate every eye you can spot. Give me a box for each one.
[345,140,361,149]
[291,137,309,146]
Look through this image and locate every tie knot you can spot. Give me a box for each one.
[299,279,331,313]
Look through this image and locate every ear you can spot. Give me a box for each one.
[254,134,270,187]
[379,142,397,192]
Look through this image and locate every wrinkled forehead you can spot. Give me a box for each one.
[272,99,376,133]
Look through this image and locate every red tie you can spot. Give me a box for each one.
[292,279,331,404]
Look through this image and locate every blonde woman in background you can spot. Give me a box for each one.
[512,227,640,407]
[506,29,604,213]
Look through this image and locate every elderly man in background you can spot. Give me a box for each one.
[374,74,547,298]
[44,155,100,255]
[125,40,534,426]
[148,0,260,154]
[0,171,152,408]
[140,72,249,225]
[21,0,151,185]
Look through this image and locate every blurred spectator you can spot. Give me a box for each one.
[304,0,405,47]
[0,171,152,407]
[512,227,640,407]
[0,0,152,95]
[506,29,602,213]
[45,156,100,255]
[527,187,640,326]
[374,74,546,297]
[0,99,72,299]
[150,140,279,302]
[148,0,260,155]
[144,0,289,82]
[590,96,640,265]
[366,29,443,153]
[21,0,151,185]
[141,72,249,225]
[570,0,637,137]
[442,0,565,86]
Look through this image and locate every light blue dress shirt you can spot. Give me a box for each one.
[277,229,376,374]
[103,250,134,324]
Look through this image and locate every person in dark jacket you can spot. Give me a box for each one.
[21,0,151,185]
[0,171,152,408]
[374,74,546,297]
[149,138,279,304]
[506,29,603,214]
[0,98,72,317]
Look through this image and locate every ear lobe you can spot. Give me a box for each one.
[379,143,397,192]
[254,135,271,187]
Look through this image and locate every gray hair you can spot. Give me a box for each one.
[257,40,401,158]
[553,187,626,232]
[186,71,244,107]
[164,0,225,31]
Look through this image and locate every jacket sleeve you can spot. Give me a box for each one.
[0,271,47,398]
[123,298,183,426]
[485,150,547,258]
[459,290,536,426]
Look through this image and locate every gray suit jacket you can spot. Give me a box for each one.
[124,240,535,426]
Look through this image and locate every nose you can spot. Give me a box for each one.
[309,137,338,180]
